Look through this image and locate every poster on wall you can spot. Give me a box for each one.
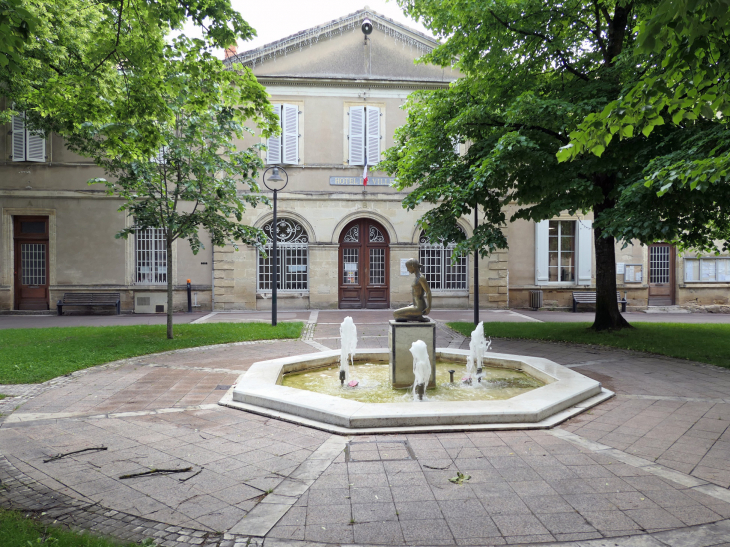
[400,259,410,276]
[624,264,643,283]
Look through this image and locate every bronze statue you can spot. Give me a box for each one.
[394,258,432,322]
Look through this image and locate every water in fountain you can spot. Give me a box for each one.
[465,321,491,383]
[410,340,431,401]
[339,316,358,384]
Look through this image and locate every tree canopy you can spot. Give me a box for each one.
[383,0,691,330]
[0,0,254,140]
[558,0,730,254]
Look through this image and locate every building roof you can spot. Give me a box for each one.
[225,7,440,70]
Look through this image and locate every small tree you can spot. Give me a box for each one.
[82,39,277,338]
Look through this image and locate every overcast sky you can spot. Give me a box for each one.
[181,1,435,54]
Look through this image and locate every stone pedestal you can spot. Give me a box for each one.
[388,320,436,388]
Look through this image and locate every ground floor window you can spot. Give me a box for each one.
[258,218,309,291]
[419,229,468,290]
[549,220,575,282]
[536,218,592,285]
[135,228,167,284]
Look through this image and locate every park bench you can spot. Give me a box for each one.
[57,292,121,315]
[572,291,627,313]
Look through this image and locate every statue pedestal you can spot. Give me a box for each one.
[388,320,436,388]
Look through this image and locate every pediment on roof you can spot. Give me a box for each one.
[226,9,451,83]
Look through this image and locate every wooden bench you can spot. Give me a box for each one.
[572,291,627,313]
[57,293,121,315]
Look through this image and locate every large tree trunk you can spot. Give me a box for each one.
[166,235,174,339]
[591,177,631,331]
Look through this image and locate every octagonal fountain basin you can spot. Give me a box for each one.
[221,349,613,434]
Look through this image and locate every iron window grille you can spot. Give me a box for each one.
[418,229,468,290]
[258,219,309,292]
[135,228,167,284]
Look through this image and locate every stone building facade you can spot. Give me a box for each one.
[1,9,727,313]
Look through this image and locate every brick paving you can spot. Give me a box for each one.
[2,310,730,547]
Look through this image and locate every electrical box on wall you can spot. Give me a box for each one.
[134,292,167,313]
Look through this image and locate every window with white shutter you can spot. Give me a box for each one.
[535,219,592,285]
[348,105,382,166]
[348,105,365,165]
[11,110,46,163]
[12,113,26,162]
[266,103,299,165]
[282,104,299,165]
[366,106,380,165]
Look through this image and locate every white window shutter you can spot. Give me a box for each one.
[12,113,26,162]
[349,106,365,165]
[535,220,550,285]
[366,106,380,165]
[282,104,298,165]
[26,131,46,162]
[266,104,281,164]
[577,219,593,285]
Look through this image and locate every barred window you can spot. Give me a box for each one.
[419,229,468,290]
[135,228,167,284]
[258,219,309,291]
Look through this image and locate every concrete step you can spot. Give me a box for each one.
[642,306,690,314]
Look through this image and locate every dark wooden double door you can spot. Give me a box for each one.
[14,216,50,310]
[338,219,389,309]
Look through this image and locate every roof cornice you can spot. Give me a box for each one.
[225,8,440,70]
[256,76,450,90]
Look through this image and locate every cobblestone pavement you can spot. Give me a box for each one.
[2,311,730,547]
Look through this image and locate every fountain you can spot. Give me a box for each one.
[410,340,431,401]
[339,316,357,386]
[225,257,612,433]
[465,321,491,383]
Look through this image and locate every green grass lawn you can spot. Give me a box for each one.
[0,322,303,384]
[0,508,147,547]
[448,322,730,368]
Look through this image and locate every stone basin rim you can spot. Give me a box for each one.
[225,348,609,431]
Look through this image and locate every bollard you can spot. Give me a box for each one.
[448,370,455,383]
[186,279,192,313]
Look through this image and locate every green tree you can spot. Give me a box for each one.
[1,0,254,136]
[559,0,730,253]
[383,0,684,330]
[80,38,277,338]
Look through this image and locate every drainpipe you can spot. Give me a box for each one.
[211,246,215,311]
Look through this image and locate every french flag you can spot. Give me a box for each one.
[362,157,368,186]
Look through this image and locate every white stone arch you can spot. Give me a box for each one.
[253,210,316,243]
[409,218,473,245]
[331,211,398,244]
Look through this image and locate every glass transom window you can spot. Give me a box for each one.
[549,221,575,282]
[258,219,309,291]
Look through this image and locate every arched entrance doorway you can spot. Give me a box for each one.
[338,218,389,309]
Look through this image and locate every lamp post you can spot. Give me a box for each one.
[262,166,289,326]
[474,203,479,325]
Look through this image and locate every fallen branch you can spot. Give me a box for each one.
[178,468,202,482]
[119,467,192,479]
[44,446,107,463]
[423,464,451,470]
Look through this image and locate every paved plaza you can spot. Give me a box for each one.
[2,309,730,547]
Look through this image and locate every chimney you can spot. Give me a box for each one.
[224,43,238,59]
